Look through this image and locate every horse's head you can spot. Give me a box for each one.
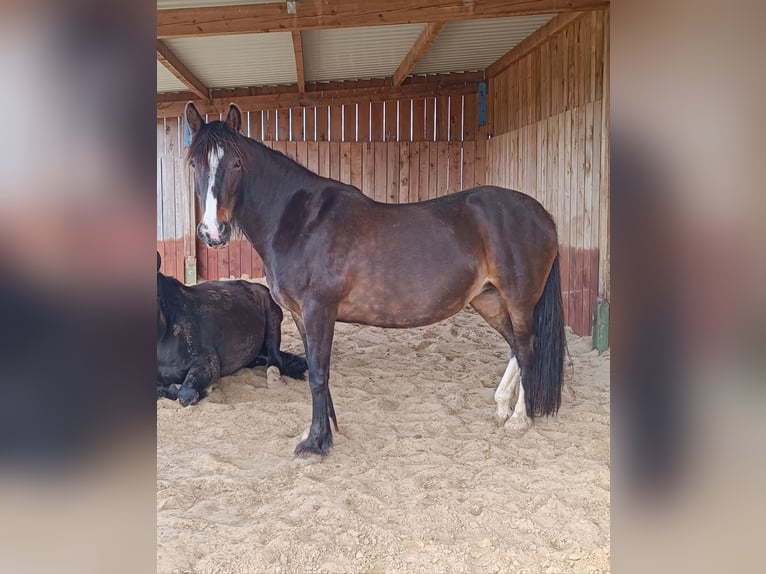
[185,102,246,249]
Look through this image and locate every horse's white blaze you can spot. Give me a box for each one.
[202,145,224,239]
[495,356,519,423]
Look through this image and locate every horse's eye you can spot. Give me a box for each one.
[189,160,196,168]
[233,159,242,169]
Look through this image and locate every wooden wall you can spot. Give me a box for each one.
[486,10,609,335]
[157,93,486,281]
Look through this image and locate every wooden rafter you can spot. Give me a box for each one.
[157,71,484,117]
[487,11,584,77]
[291,31,305,93]
[392,22,445,87]
[157,40,210,101]
[157,0,610,39]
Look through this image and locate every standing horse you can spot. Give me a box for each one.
[185,102,565,458]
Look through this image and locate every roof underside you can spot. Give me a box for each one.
[157,2,556,94]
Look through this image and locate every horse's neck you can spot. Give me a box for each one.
[236,143,320,258]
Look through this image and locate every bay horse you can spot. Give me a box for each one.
[157,252,307,406]
[185,102,565,458]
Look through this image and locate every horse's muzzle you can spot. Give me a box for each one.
[197,221,232,248]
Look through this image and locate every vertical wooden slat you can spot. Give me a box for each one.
[599,7,610,301]
[449,95,462,142]
[343,104,356,142]
[263,109,276,141]
[318,142,330,177]
[462,141,476,189]
[290,107,304,142]
[329,141,341,181]
[412,98,426,142]
[418,142,430,202]
[436,141,449,197]
[350,142,363,189]
[427,142,438,199]
[362,142,375,199]
[296,140,308,169]
[340,142,352,184]
[316,106,329,142]
[249,110,263,140]
[373,142,387,203]
[399,142,410,203]
[399,100,412,142]
[161,119,178,279]
[384,100,398,142]
[370,101,384,142]
[448,142,462,193]
[475,125,487,186]
[463,92,477,142]
[330,105,343,142]
[386,142,399,202]
[408,141,420,202]
[277,109,290,141]
[307,141,319,174]
[283,140,297,161]
[424,97,436,142]
[435,95,449,141]
[582,101,595,334]
[357,102,370,142]
[305,106,316,142]
[562,109,573,328]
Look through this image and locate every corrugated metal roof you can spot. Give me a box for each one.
[302,24,425,83]
[157,0,274,9]
[413,14,554,75]
[164,33,297,89]
[157,61,187,92]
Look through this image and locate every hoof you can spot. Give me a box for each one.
[266,365,284,389]
[495,408,511,427]
[294,433,332,459]
[177,387,200,407]
[504,414,531,434]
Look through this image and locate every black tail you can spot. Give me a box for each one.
[278,351,308,381]
[525,254,566,417]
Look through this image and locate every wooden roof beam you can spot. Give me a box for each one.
[157,40,210,102]
[157,0,610,40]
[156,71,485,117]
[487,11,584,78]
[291,31,305,93]
[392,22,445,87]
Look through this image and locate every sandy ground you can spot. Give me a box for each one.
[157,308,610,574]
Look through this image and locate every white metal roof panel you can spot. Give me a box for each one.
[157,60,187,92]
[413,14,554,75]
[302,24,425,83]
[157,0,274,9]
[164,32,297,89]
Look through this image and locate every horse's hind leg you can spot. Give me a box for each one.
[470,287,520,426]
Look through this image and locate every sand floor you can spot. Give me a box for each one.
[157,308,610,574]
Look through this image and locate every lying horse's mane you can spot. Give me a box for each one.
[187,121,246,170]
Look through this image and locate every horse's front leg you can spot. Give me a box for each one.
[177,356,220,406]
[294,303,337,458]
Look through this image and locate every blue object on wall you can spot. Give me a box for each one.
[183,116,192,148]
[478,82,487,126]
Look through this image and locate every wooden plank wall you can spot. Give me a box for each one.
[157,93,486,282]
[156,116,196,280]
[486,10,609,336]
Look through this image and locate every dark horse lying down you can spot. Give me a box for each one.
[156,252,307,406]
[185,103,565,457]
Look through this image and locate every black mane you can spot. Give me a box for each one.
[187,121,246,170]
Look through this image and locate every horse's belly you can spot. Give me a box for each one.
[337,273,486,328]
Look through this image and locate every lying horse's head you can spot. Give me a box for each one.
[185,102,246,249]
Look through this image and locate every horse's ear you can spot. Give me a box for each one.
[225,104,242,133]
[185,102,204,135]
[157,251,162,271]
